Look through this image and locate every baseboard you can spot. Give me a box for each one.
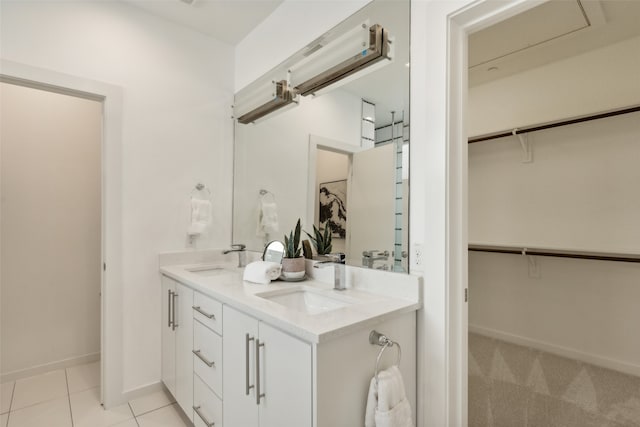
[1,352,100,383]
[121,381,164,403]
[469,324,640,377]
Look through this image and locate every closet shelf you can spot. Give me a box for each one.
[468,104,640,144]
[468,244,640,263]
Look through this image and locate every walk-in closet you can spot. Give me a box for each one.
[467,1,640,426]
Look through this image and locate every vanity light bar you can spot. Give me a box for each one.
[294,24,391,97]
[236,80,296,124]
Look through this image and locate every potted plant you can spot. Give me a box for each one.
[281,219,306,279]
[304,224,333,260]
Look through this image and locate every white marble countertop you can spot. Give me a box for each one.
[160,256,421,344]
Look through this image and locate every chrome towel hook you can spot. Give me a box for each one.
[369,330,401,384]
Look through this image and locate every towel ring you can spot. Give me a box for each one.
[259,189,276,202]
[370,330,402,384]
[192,183,212,198]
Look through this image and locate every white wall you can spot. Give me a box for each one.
[1,83,102,379]
[469,112,640,253]
[469,35,640,136]
[0,1,234,396]
[469,252,640,375]
[468,33,640,376]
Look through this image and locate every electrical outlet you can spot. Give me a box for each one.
[413,243,423,267]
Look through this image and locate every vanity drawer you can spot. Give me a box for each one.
[193,374,223,427]
[193,319,222,396]
[193,291,222,334]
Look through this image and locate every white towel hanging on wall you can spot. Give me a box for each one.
[188,197,212,236]
[365,365,414,427]
[256,190,279,237]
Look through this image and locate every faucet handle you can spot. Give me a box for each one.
[330,253,346,264]
[231,243,246,251]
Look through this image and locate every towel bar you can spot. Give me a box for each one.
[369,330,402,384]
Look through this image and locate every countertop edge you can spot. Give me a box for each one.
[160,265,421,344]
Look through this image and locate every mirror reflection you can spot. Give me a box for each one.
[262,240,285,264]
[233,0,410,273]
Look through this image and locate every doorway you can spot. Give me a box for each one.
[1,80,103,396]
[1,60,123,409]
[453,1,640,426]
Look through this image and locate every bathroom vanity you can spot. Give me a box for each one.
[159,251,420,427]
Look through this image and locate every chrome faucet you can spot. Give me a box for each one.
[223,244,247,268]
[314,253,347,291]
[362,250,389,269]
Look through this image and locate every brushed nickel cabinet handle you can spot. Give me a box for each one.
[172,292,178,330]
[255,339,265,405]
[245,334,254,395]
[192,305,216,319]
[167,290,173,328]
[192,349,215,368]
[193,405,215,426]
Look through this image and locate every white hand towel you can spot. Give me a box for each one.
[188,198,212,236]
[365,365,414,427]
[243,261,282,285]
[256,200,279,237]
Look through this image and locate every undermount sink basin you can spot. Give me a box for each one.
[186,265,229,277]
[255,286,355,315]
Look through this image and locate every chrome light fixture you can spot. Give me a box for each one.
[292,24,391,97]
[236,80,296,124]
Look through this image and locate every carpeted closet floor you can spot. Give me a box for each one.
[469,333,640,427]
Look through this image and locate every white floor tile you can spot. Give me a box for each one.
[137,404,191,427]
[128,388,175,416]
[70,387,134,427]
[1,382,14,414]
[6,396,72,427]
[66,361,100,394]
[11,370,67,410]
[1,413,8,427]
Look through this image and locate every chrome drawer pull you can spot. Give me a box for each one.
[172,292,178,330]
[167,290,173,328]
[256,339,265,405]
[245,334,254,395]
[192,349,215,367]
[192,305,216,319]
[193,405,215,426]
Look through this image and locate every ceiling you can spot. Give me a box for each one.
[469,0,640,86]
[120,0,283,45]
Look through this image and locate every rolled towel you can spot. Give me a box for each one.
[243,261,282,285]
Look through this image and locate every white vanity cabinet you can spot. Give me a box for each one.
[160,275,194,422]
[223,305,312,427]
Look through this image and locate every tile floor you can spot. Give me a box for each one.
[0,362,191,427]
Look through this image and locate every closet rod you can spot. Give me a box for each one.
[468,105,640,144]
[468,245,640,263]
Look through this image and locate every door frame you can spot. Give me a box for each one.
[1,59,124,408]
[442,0,548,425]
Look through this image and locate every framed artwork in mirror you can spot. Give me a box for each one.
[319,179,347,238]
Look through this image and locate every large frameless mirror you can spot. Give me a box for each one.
[232,0,410,273]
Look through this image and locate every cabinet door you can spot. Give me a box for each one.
[175,282,194,422]
[161,276,176,396]
[258,322,312,427]
[223,306,259,427]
